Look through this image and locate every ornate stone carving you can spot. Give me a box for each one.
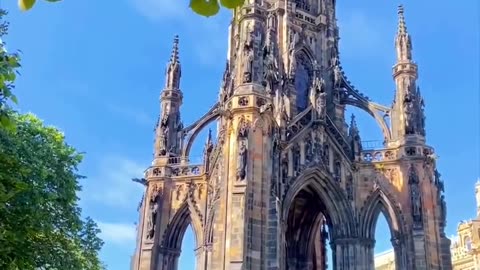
[408,165,422,227]
[292,144,300,175]
[242,24,255,83]
[157,112,169,156]
[263,31,280,95]
[310,76,326,119]
[238,96,249,106]
[236,117,250,181]
[304,135,314,164]
[176,184,184,201]
[346,174,353,200]
[146,185,162,239]
[333,64,342,88]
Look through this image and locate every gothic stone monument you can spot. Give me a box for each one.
[130,2,452,270]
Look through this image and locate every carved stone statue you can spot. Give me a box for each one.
[408,165,422,224]
[146,186,162,239]
[281,154,289,183]
[333,64,342,88]
[157,114,169,156]
[263,32,280,95]
[305,137,313,164]
[410,182,422,221]
[439,195,447,226]
[288,49,297,81]
[242,26,255,83]
[237,141,248,181]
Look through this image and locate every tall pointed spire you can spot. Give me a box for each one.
[165,35,181,90]
[395,5,413,63]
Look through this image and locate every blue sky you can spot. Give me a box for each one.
[2,0,479,269]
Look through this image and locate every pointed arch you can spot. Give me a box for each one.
[161,200,204,250]
[282,167,356,239]
[359,188,406,240]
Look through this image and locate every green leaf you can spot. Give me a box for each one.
[18,0,37,11]
[190,0,220,17]
[220,0,244,9]
[10,95,18,105]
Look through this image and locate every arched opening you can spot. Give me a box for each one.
[178,225,196,270]
[361,190,407,269]
[373,214,395,270]
[285,187,333,270]
[160,203,204,270]
[283,169,355,270]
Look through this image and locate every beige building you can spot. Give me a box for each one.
[130,2,452,270]
[450,180,480,269]
[374,181,480,270]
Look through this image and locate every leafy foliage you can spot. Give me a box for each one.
[190,0,244,17]
[0,111,105,270]
[0,10,21,130]
[18,0,62,11]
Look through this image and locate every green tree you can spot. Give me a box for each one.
[0,10,21,130]
[0,111,105,270]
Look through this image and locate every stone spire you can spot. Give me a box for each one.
[154,35,183,161]
[165,35,181,90]
[390,5,426,141]
[395,5,412,63]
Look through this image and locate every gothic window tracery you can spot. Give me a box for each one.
[294,54,313,111]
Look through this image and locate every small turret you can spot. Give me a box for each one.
[390,5,426,142]
[348,114,362,160]
[154,36,184,161]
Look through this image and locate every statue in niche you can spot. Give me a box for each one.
[288,48,297,81]
[323,144,330,166]
[310,77,326,118]
[267,12,276,30]
[333,160,341,182]
[346,174,353,200]
[404,96,416,135]
[242,25,255,83]
[305,136,313,163]
[281,153,289,183]
[236,118,250,181]
[439,195,447,226]
[146,185,162,239]
[176,184,184,201]
[408,166,422,224]
[236,141,248,181]
[263,31,280,95]
[333,64,342,88]
[292,145,300,174]
[157,113,169,156]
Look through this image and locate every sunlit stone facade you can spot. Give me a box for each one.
[131,2,452,270]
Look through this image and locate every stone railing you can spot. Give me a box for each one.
[145,156,204,178]
[361,149,398,163]
[170,164,204,177]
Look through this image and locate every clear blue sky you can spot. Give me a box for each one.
[2,0,478,269]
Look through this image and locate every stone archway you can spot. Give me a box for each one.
[282,168,356,270]
[157,202,204,270]
[359,189,409,269]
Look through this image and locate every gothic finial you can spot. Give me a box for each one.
[349,114,358,135]
[394,5,412,62]
[170,35,180,65]
[397,5,407,36]
[165,35,182,90]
